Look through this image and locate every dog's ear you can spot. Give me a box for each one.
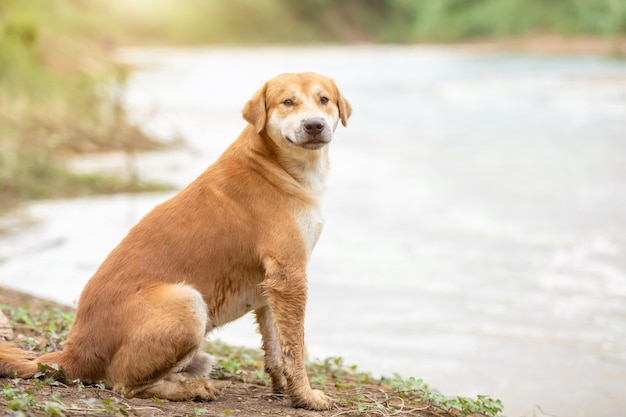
[242,83,267,133]
[336,87,352,127]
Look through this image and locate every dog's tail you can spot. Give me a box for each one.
[0,343,67,379]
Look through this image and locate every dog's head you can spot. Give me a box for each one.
[242,72,351,151]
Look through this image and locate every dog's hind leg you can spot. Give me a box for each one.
[178,350,214,378]
[105,283,219,401]
[127,368,219,401]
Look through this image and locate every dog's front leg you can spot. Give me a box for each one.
[255,305,287,393]
[261,257,332,410]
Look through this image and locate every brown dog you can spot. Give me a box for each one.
[0,72,351,410]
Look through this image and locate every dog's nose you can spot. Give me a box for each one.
[303,118,325,134]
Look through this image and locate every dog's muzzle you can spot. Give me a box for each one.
[297,118,331,150]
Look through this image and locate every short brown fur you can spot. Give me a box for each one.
[0,72,351,410]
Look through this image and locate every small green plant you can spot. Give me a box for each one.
[438,394,504,417]
[2,380,37,414]
[381,374,505,416]
[42,394,67,417]
[1,304,75,352]
[185,402,207,417]
[98,397,129,416]
[16,336,40,351]
[207,341,267,385]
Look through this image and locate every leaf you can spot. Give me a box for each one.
[43,400,67,417]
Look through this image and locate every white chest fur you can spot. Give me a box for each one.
[289,147,328,259]
[295,204,324,259]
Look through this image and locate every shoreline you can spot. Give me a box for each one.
[114,34,626,57]
[452,34,625,57]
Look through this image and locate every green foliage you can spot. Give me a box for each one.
[207,341,268,385]
[2,380,37,414]
[0,0,173,212]
[90,0,626,44]
[0,376,134,417]
[43,395,67,417]
[1,304,75,352]
[389,0,626,41]
[6,0,616,47]
[185,403,208,417]
[2,378,67,417]
[381,374,504,416]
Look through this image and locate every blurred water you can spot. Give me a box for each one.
[1,46,626,417]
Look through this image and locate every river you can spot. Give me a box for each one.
[1,46,625,417]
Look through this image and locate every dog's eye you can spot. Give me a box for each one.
[283,99,294,106]
[320,96,329,104]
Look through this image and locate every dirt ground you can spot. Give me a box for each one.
[0,285,463,417]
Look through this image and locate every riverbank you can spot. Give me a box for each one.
[455,34,625,56]
[0,285,504,417]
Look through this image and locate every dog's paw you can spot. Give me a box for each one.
[292,389,333,410]
[189,378,220,401]
[270,374,287,394]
